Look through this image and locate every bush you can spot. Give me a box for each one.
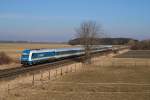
[129,40,150,50]
[0,52,12,65]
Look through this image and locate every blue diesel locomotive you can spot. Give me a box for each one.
[20,46,112,65]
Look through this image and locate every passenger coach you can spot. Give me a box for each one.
[20,46,112,65]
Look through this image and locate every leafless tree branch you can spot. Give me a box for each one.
[75,20,104,64]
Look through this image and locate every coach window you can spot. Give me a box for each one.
[38,53,45,57]
[32,53,38,59]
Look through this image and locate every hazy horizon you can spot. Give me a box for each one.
[0,0,150,42]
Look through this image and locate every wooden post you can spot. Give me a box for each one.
[55,69,57,79]
[82,63,85,72]
[48,70,51,80]
[8,84,10,94]
[66,66,68,73]
[146,60,148,67]
[75,63,76,72]
[71,66,72,72]
[40,72,43,81]
[92,57,94,64]
[94,57,95,64]
[32,73,35,85]
[61,67,63,75]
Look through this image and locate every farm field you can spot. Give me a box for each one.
[115,50,150,58]
[3,50,150,100]
[0,43,73,60]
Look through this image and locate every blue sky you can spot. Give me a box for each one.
[0,0,150,42]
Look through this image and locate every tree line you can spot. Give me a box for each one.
[128,40,150,50]
[69,37,138,45]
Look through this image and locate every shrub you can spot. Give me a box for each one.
[129,40,150,50]
[0,52,12,65]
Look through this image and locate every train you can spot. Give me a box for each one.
[20,45,113,65]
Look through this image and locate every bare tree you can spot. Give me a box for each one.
[75,20,104,64]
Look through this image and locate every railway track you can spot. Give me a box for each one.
[0,48,122,80]
[0,58,78,80]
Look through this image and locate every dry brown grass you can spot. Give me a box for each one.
[3,56,150,100]
[115,50,150,58]
[1,50,150,100]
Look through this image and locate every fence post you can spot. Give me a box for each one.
[101,61,103,67]
[40,71,43,81]
[48,70,51,80]
[8,84,10,94]
[55,69,57,79]
[112,61,114,67]
[146,60,148,67]
[32,73,35,86]
[134,60,136,67]
[60,67,63,76]
[94,57,96,64]
[71,66,72,72]
[82,63,85,72]
[66,66,68,73]
[75,63,76,72]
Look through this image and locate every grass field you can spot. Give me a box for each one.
[115,50,150,58]
[3,52,150,100]
[0,43,73,61]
